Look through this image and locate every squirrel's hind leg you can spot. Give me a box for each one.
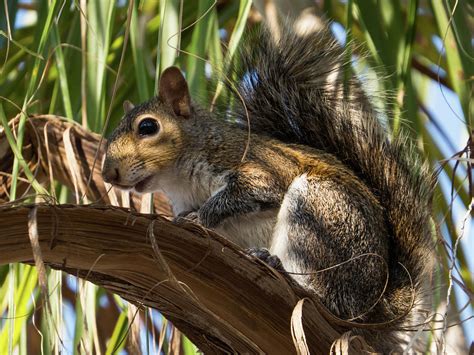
[270,173,390,321]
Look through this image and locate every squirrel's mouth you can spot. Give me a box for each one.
[107,176,154,193]
[133,175,154,193]
[110,182,133,190]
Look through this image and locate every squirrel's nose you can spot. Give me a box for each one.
[102,160,120,184]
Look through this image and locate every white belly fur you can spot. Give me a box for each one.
[215,209,278,249]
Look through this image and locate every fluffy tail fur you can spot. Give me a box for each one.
[230,23,435,331]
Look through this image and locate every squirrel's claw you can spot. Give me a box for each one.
[173,209,222,229]
[246,247,284,271]
[173,210,201,225]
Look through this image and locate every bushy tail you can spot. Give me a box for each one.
[230,24,434,324]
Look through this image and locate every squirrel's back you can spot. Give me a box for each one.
[229,21,435,338]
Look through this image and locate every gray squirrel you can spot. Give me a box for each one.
[102,20,435,351]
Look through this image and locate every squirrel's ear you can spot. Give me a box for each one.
[158,67,191,119]
[123,100,135,113]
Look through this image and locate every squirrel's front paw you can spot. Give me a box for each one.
[173,209,221,229]
[173,210,201,224]
[246,247,284,270]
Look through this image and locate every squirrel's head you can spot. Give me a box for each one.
[102,66,192,193]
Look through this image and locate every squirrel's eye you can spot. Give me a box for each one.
[138,118,159,136]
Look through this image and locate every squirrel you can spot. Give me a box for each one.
[102,21,435,352]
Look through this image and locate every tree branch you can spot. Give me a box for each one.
[0,203,345,353]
